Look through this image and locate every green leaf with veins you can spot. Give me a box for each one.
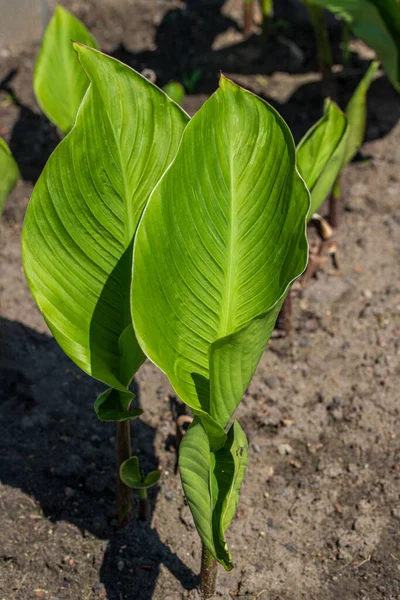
[23,46,189,399]
[0,137,19,215]
[132,76,309,447]
[179,419,248,570]
[297,99,349,217]
[34,5,98,133]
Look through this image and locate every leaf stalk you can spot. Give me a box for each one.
[329,176,341,228]
[200,544,218,599]
[116,420,133,527]
[139,487,150,521]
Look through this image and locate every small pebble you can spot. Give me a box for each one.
[164,489,174,501]
[265,375,280,389]
[278,443,293,456]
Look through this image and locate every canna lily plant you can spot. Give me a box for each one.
[23,45,189,525]
[278,62,378,334]
[24,42,310,595]
[0,137,19,215]
[131,76,309,594]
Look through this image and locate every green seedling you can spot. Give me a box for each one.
[279,62,377,333]
[0,137,19,215]
[297,97,349,219]
[34,5,98,134]
[163,80,185,105]
[308,0,400,91]
[23,45,189,526]
[120,456,161,521]
[131,76,310,595]
[277,98,348,334]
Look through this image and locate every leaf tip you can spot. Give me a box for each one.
[54,4,67,17]
[72,40,88,54]
[218,73,237,92]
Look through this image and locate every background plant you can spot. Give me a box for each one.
[23,45,189,525]
[308,0,400,91]
[327,60,379,226]
[34,5,98,134]
[278,61,377,333]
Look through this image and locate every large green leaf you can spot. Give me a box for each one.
[23,45,189,393]
[309,0,400,91]
[179,418,248,569]
[344,60,379,166]
[132,76,309,442]
[297,99,349,217]
[0,138,19,215]
[33,5,98,133]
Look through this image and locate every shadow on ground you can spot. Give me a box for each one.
[0,316,197,599]
[0,68,60,183]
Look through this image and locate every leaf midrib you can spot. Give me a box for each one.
[88,78,134,369]
[219,137,236,337]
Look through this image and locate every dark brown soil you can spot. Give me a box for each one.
[1,1,400,599]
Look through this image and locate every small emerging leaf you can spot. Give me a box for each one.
[120,456,161,489]
[0,137,19,215]
[297,99,349,217]
[34,5,98,133]
[94,388,142,422]
[179,419,248,570]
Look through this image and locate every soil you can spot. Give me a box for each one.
[1,1,400,599]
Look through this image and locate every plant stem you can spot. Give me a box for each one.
[260,0,273,37]
[277,290,292,335]
[139,487,150,521]
[116,420,133,527]
[244,0,254,36]
[304,2,333,94]
[329,177,341,228]
[341,21,350,65]
[200,544,217,599]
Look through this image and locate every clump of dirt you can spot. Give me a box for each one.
[1,1,400,599]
